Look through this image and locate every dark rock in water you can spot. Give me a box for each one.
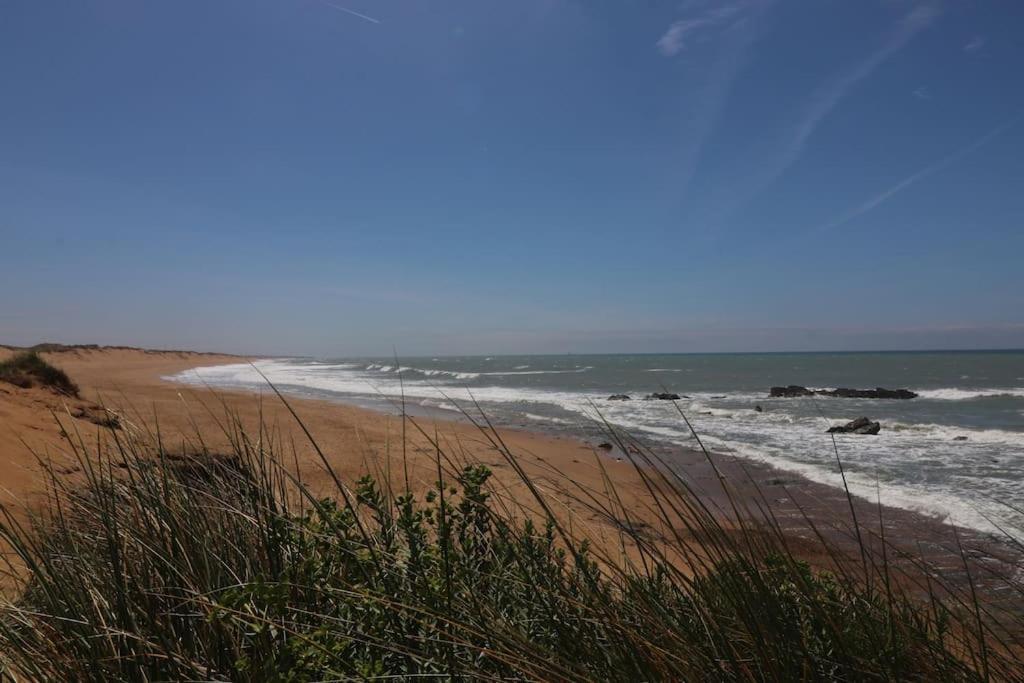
[770,385,917,399]
[645,392,681,400]
[854,422,881,435]
[770,385,815,397]
[953,436,969,441]
[754,405,763,413]
[607,394,631,401]
[819,387,918,400]
[828,417,870,433]
[827,417,881,435]
[710,395,726,399]
[597,442,614,450]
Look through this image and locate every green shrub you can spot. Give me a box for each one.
[0,351,79,396]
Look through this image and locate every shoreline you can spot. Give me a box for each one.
[166,359,1017,534]
[2,347,1021,607]
[164,359,1024,580]
[168,355,1024,540]
[161,357,1024,608]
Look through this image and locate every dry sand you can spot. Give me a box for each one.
[0,347,675,559]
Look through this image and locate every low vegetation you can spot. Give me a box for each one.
[0,393,1021,680]
[0,351,79,396]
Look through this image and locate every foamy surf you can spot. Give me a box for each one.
[168,351,1024,537]
[916,387,1024,400]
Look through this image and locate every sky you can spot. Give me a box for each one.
[1,0,1023,356]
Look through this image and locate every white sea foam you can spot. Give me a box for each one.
[522,412,577,426]
[696,434,1005,533]
[477,366,593,376]
[360,363,592,380]
[885,421,1024,445]
[170,361,593,413]
[364,365,481,380]
[688,402,742,419]
[418,398,460,412]
[916,387,1024,400]
[644,368,684,372]
[685,391,766,403]
[417,368,481,379]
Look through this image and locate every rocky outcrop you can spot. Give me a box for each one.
[770,385,815,397]
[645,392,682,400]
[826,417,880,435]
[607,394,631,401]
[770,385,917,399]
[820,387,918,399]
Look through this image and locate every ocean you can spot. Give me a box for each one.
[169,351,1024,536]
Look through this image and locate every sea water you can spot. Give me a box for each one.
[169,351,1024,536]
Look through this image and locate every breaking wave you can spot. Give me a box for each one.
[915,387,1024,401]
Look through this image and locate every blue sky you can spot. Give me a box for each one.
[1,0,1022,356]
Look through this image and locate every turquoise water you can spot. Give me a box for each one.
[171,351,1024,535]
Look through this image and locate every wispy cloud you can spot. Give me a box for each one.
[656,3,745,56]
[813,114,1021,233]
[702,5,938,230]
[781,5,938,175]
[317,0,380,24]
[658,1,771,200]
[912,85,931,100]
[657,21,703,57]
[964,35,986,52]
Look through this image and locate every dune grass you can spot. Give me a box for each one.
[0,351,79,397]
[0,390,1021,681]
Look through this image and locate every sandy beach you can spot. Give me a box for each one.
[0,347,680,560]
[1,346,1020,598]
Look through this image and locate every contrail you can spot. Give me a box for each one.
[813,113,1022,234]
[318,0,380,24]
[785,7,938,182]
